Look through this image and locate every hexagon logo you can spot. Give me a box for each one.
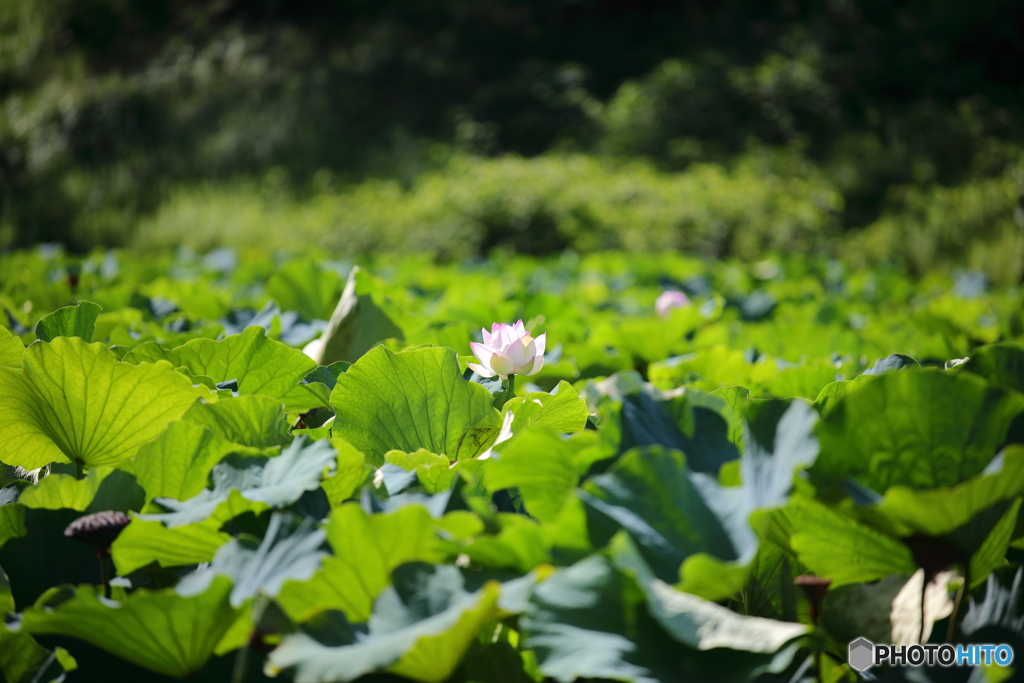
[848,637,875,672]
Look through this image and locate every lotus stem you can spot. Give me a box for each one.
[946,563,970,642]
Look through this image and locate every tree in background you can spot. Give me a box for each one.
[0,0,1021,259]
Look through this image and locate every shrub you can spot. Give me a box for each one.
[849,162,1024,286]
[134,152,843,260]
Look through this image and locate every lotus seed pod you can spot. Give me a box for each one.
[794,574,832,605]
[64,510,132,552]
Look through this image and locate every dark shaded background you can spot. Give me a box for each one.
[1,0,1022,261]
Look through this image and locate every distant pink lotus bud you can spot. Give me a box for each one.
[655,290,690,317]
[468,320,546,379]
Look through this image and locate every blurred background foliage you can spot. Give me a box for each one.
[1,0,1023,281]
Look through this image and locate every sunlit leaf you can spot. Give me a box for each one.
[34,301,102,343]
[21,576,239,678]
[123,326,319,411]
[330,346,502,462]
[0,337,205,470]
[276,504,445,623]
[814,370,1024,490]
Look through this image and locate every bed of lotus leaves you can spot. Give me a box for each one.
[1,246,1024,683]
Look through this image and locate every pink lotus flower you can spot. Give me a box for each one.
[655,290,690,317]
[468,320,546,379]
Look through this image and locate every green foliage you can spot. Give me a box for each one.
[850,163,1024,285]
[1,249,1024,681]
[136,152,843,261]
[2,0,1024,286]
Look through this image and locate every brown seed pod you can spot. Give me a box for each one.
[794,574,832,604]
[64,511,132,552]
[794,574,833,625]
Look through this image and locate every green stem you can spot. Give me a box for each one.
[496,375,516,410]
[232,595,271,683]
[96,550,110,599]
[946,564,970,642]
[920,574,928,644]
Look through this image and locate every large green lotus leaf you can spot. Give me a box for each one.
[17,467,143,513]
[611,532,807,655]
[34,301,102,342]
[266,259,344,322]
[596,386,740,476]
[0,503,26,549]
[125,420,257,503]
[734,400,820,511]
[672,401,819,598]
[0,626,76,683]
[959,343,1024,393]
[814,370,1024,490]
[311,266,403,366]
[268,564,511,683]
[501,381,589,434]
[112,485,263,573]
[385,449,458,494]
[276,504,445,623]
[301,362,351,408]
[859,445,1024,537]
[0,563,78,683]
[21,576,239,678]
[484,428,582,522]
[786,497,917,587]
[709,385,751,444]
[968,499,1021,583]
[0,326,25,368]
[111,515,230,574]
[206,436,336,508]
[182,394,289,448]
[761,359,844,400]
[321,438,374,505]
[123,326,319,412]
[580,445,756,601]
[813,377,874,418]
[330,346,502,462]
[598,306,708,366]
[958,566,1024,647]
[177,513,327,607]
[143,437,333,527]
[458,514,551,572]
[0,337,206,470]
[648,345,754,393]
[521,554,781,683]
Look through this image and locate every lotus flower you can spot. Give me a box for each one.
[655,290,690,317]
[468,320,545,379]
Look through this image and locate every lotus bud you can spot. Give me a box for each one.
[468,320,546,380]
[655,290,690,317]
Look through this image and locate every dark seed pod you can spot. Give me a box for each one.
[64,511,132,552]
[903,535,967,582]
[794,574,832,604]
[794,574,832,625]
